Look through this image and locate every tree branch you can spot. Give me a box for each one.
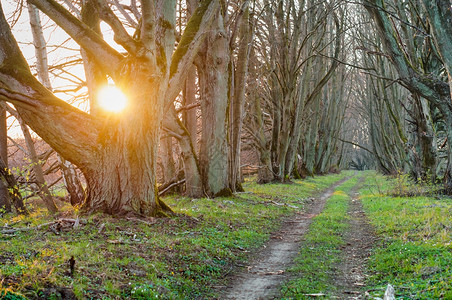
[166,0,220,106]
[363,0,450,108]
[338,138,373,154]
[28,0,124,78]
[92,0,141,54]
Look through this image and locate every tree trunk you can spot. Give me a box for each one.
[0,156,27,215]
[83,138,169,216]
[17,117,58,214]
[162,113,204,198]
[229,6,251,192]
[0,106,11,213]
[0,0,220,216]
[160,136,176,183]
[160,135,178,193]
[58,156,85,206]
[257,149,274,184]
[198,11,231,197]
[83,81,172,216]
[183,0,199,148]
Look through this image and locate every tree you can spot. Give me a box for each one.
[228,3,253,192]
[364,0,452,191]
[162,0,253,197]
[0,0,219,216]
[244,0,344,182]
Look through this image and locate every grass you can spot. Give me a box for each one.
[360,172,452,299]
[280,173,361,298]
[0,172,348,299]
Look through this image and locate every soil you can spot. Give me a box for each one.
[331,175,378,299]
[220,176,351,299]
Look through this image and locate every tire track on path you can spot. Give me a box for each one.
[221,175,352,300]
[332,174,378,299]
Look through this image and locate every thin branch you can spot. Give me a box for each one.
[92,0,141,54]
[175,101,200,113]
[110,0,138,27]
[338,138,373,154]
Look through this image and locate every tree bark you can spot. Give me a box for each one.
[229,6,251,192]
[198,10,231,196]
[17,116,58,214]
[0,106,11,213]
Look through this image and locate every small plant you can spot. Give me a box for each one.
[0,288,27,300]
[129,284,160,299]
[390,169,442,197]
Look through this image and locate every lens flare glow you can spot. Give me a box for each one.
[98,85,128,113]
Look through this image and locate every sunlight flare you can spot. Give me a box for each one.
[97,85,128,113]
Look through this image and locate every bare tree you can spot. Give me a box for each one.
[0,0,219,216]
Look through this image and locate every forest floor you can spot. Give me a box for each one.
[1,171,451,299]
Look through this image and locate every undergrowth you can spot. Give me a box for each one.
[0,172,348,299]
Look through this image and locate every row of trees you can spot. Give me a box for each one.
[0,0,351,217]
[2,0,452,217]
[342,0,452,193]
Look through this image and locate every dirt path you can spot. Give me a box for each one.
[220,176,350,300]
[332,175,378,299]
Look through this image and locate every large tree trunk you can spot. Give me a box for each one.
[198,11,231,197]
[80,68,171,215]
[58,156,85,206]
[83,126,170,216]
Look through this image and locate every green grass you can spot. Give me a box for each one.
[0,172,349,299]
[360,172,452,299]
[280,174,361,298]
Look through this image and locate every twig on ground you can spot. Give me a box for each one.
[1,218,87,234]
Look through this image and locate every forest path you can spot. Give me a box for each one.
[220,175,352,300]
[331,175,378,299]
